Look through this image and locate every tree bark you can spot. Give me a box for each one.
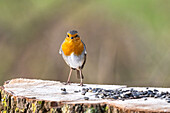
[0,78,170,113]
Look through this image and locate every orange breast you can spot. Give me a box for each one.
[61,37,84,56]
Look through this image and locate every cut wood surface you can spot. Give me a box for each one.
[0,78,170,113]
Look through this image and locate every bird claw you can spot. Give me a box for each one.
[63,82,71,85]
[78,83,85,86]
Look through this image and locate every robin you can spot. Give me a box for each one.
[59,30,87,86]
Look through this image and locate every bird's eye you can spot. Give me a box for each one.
[67,35,69,37]
[75,35,78,37]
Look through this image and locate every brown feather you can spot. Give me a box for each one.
[81,54,86,69]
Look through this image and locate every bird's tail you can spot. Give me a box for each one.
[77,70,84,79]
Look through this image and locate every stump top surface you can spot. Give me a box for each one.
[3,78,170,112]
[3,78,125,102]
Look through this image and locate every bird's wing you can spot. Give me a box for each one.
[81,54,86,69]
[59,40,65,54]
[81,40,87,54]
[80,40,87,69]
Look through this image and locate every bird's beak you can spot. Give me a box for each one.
[71,37,74,39]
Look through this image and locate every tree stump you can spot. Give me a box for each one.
[0,78,170,113]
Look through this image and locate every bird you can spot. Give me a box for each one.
[59,30,87,86]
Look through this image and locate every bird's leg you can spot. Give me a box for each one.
[78,69,83,86]
[66,68,73,85]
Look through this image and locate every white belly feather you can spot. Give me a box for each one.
[62,52,85,69]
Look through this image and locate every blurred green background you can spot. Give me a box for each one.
[0,0,170,87]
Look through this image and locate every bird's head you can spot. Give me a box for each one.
[66,30,80,41]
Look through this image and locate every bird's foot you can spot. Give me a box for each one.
[78,83,85,86]
[63,81,71,85]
